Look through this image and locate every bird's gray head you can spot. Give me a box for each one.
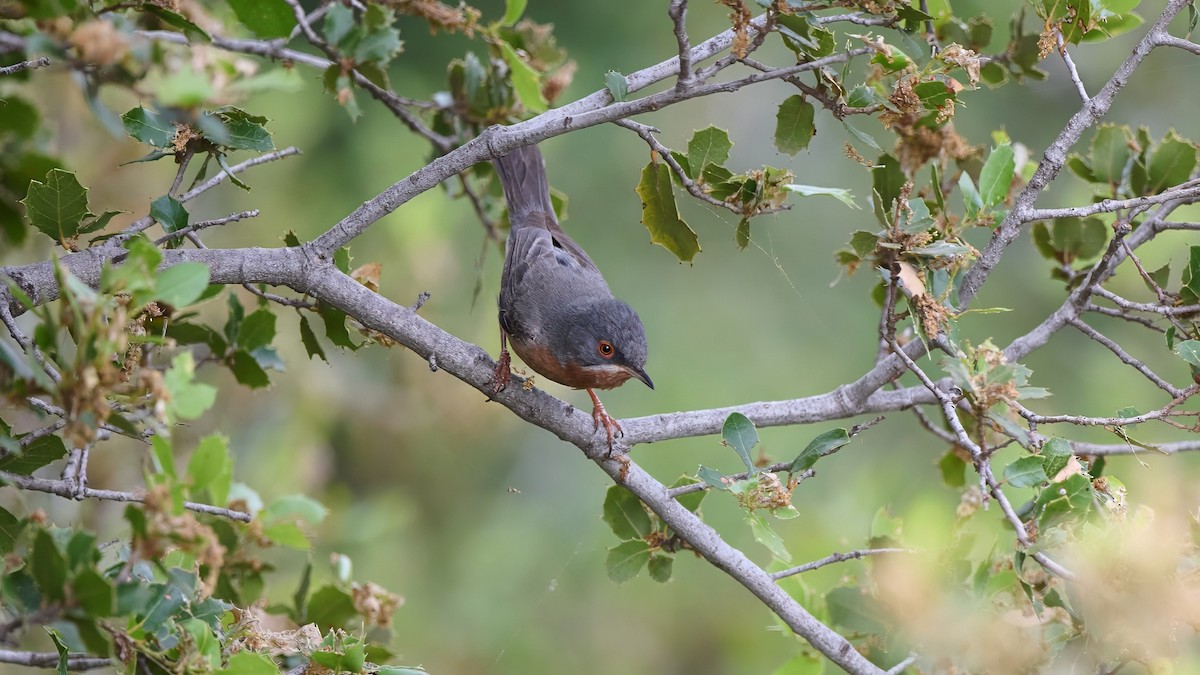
[552,298,652,390]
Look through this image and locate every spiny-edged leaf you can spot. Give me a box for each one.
[150,194,188,234]
[774,95,815,155]
[1175,340,1200,367]
[354,9,402,64]
[1144,264,1170,294]
[606,539,651,582]
[605,70,628,102]
[602,486,652,540]
[225,650,280,675]
[687,126,732,174]
[722,412,759,473]
[789,427,851,473]
[32,529,68,601]
[1040,437,1074,478]
[1004,455,1049,488]
[21,169,90,243]
[871,154,904,225]
[219,116,274,152]
[914,79,955,108]
[1144,131,1197,195]
[735,216,750,250]
[79,210,122,235]
[322,3,355,46]
[503,0,527,25]
[263,494,329,525]
[826,586,888,633]
[783,184,859,209]
[647,555,673,583]
[299,315,328,362]
[187,435,232,505]
[156,263,210,308]
[231,350,270,388]
[0,434,68,476]
[979,143,1015,206]
[636,162,700,262]
[237,309,277,352]
[697,465,729,491]
[45,627,70,675]
[497,40,547,114]
[746,511,791,563]
[228,0,296,38]
[121,107,175,148]
[1183,246,1200,304]
[1090,124,1131,186]
[317,302,359,350]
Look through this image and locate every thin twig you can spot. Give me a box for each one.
[152,210,261,246]
[771,548,913,580]
[1056,31,1090,102]
[669,0,694,88]
[0,57,50,76]
[0,470,252,522]
[1067,316,1185,397]
[0,650,110,670]
[0,303,61,384]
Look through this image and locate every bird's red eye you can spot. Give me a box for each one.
[597,340,615,358]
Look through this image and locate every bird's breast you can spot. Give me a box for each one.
[509,338,633,390]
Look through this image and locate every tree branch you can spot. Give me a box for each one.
[770,548,913,580]
[0,650,109,671]
[0,57,50,76]
[0,470,252,522]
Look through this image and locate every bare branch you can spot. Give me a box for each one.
[1056,31,1090,102]
[771,548,914,580]
[1070,439,1200,456]
[153,210,261,246]
[1155,33,1200,54]
[1067,316,1185,397]
[180,147,302,203]
[0,57,50,76]
[1025,183,1200,221]
[0,649,110,671]
[0,470,252,522]
[0,302,61,384]
[668,0,694,88]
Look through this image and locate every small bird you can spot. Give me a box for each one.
[490,144,652,449]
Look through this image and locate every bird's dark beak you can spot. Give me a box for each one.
[626,365,654,390]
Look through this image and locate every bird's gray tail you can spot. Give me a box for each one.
[493,145,555,228]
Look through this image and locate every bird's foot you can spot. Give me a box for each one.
[588,389,623,455]
[491,347,512,393]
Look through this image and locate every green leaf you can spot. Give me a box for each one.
[872,154,905,225]
[237,309,277,351]
[218,116,274,152]
[231,350,271,388]
[32,529,68,601]
[669,476,707,512]
[45,627,70,675]
[722,412,759,473]
[497,40,548,114]
[353,7,402,64]
[843,121,882,152]
[150,194,188,234]
[225,651,279,675]
[298,315,328,362]
[1041,437,1074,478]
[602,486,652,540]
[0,95,39,139]
[605,539,651,582]
[772,652,825,675]
[0,506,21,554]
[156,263,210,307]
[72,569,115,616]
[647,554,673,583]
[979,143,1015,207]
[605,70,628,102]
[1174,340,1200,367]
[142,5,211,42]
[747,511,791,563]
[636,162,700,262]
[228,0,296,39]
[1090,124,1132,186]
[151,436,176,478]
[0,434,68,475]
[1144,131,1197,194]
[735,216,750,250]
[21,169,90,243]
[263,494,328,525]
[164,352,217,420]
[317,302,358,350]
[789,428,851,473]
[187,435,232,505]
[322,3,355,46]
[121,107,175,148]
[782,184,859,209]
[263,521,310,549]
[774,95,816,155]
[1182,246,1200,304]
[307,585,357,630]
[697,465,729,491]
[939,450,966,488]
[958,171,983,221]
[503,0,527,25]
[1004,455,1049,488]
[687,126,732,175]
[1036,473,1093,528]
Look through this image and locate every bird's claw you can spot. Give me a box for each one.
[490,348,512,394]
[591,399,623,455]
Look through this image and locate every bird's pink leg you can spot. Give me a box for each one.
[491,328,512,393]
[587,388,623,453]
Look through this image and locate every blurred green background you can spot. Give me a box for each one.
[10,0,1200,672]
